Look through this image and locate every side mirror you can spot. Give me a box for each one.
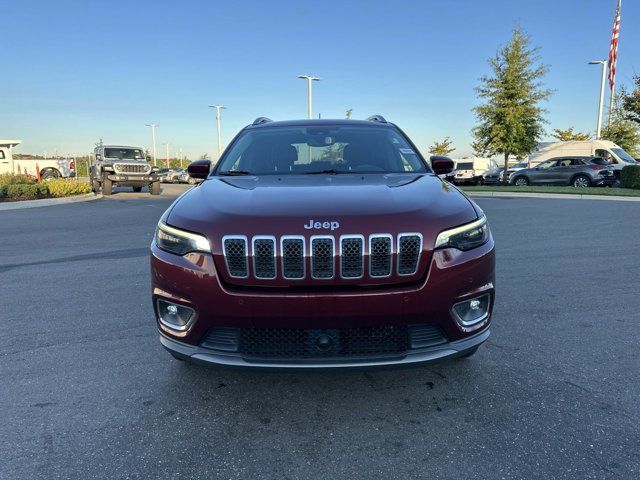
[430,155,455,175]
[95,154,102,161]
[187,160,211,179]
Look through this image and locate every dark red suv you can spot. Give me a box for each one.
[151,116,495,368]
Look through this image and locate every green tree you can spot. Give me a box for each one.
[470,137,493,157]
[551,127,591,141]
[621,75,640,125]
[601,96,640,157]
[472,26,551,179]
[428,137,456,156]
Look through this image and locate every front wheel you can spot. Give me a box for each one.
[513,176,529,186]
[102,176,113,195]
[572,175,591,188]
[150,181,161,195]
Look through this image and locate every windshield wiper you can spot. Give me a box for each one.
[305,169,344,175]
[217,170,253,176]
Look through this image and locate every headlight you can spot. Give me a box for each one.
[155,222,210,255]
[435,216,489,251]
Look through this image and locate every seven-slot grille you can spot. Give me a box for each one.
[221,233,422,280]
[113,163,150,174]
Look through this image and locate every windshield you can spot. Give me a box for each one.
[104,148,145,160]
[456,162,474,170]
[215,125,428,175]
[611,148,636,164]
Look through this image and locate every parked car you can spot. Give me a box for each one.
[452,157,496,185]
[481,163,502,184]
[0,143,76,180]
[157,168,171,182]
[527,140,636,169]
[509,156,616,187]
[506,161,529,176]
[90,145,160,195]
[151,116,495,369]
[165,168,188,183]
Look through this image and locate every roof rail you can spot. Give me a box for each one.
[252,117,273,126]
[366,115,387,123]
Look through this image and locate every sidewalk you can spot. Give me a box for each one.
[0,193,102,211]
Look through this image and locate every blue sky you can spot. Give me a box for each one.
[2,0,638,159]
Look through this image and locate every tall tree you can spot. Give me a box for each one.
[473,26,551,178]
[621,75,640,125]
[601,95,640,157]
[551,127,591,141]
[470,136,493,158]
[428,137,456,156]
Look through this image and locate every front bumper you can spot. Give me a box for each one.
[159,327,490,369]
[151,235,495,369]
[107,173,158,183]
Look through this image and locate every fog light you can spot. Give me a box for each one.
[453,294,490,327]
[157,299,195,331]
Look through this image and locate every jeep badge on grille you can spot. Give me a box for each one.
[304,219,340,231]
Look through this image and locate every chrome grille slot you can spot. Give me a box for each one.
[311,236,335,279]
[223,236,248,278]
[281,236,305,279]
[252,236,276,279]
[369,235,392,277]
[340,235,364,278]
[397,234,422,276]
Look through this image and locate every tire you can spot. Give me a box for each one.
[169,352,185,362]
[513,176,529,186]
[150,181,161,195]
[132,186,143,192]
[41,169,60,181]
[572,175,591,188]
[102,176,113,195]
[91,178,100,193]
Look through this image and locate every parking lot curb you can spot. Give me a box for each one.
[0,193,103,211]
[467,191,640,202]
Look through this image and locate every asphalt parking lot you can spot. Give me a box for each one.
[1,184,639,480]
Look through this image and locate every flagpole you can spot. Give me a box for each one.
[607,0,622,127]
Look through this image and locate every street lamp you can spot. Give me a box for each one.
[163,142,170,168]
[588,60,607,140]
[145,123,158,167]
[208,104,227,159]
[297,74,320,119]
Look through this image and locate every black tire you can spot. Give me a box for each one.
[102,176,113,195]
[150,181,161,195]
[91,178,100,193]
[513,176,529,186]
[572,175,591,188]
[169,352,185,362]
[41,169,60,181]
[132,186,143,192]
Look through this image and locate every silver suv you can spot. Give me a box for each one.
[90,145,160,195]
[509,156,616,188]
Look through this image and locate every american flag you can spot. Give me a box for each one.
[608,0,621,91]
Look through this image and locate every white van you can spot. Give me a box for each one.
[452,157,497,185]
[527,140,637,170]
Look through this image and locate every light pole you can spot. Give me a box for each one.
[588,60,607,140]
[208,104,226,159]
[145,123,158,166]
[297,74,320,119]
[164,142,170,168]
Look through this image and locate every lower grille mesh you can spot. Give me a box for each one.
[240,325,410,359]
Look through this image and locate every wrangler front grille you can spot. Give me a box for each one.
[113,163,150,174]
[220,233,422,281]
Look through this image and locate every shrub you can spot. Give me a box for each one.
[620,165,640,189]
[0,184,48,199]
[0,173,38,186]
[46,179,91,197]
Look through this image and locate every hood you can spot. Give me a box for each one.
[168,173,477,244]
